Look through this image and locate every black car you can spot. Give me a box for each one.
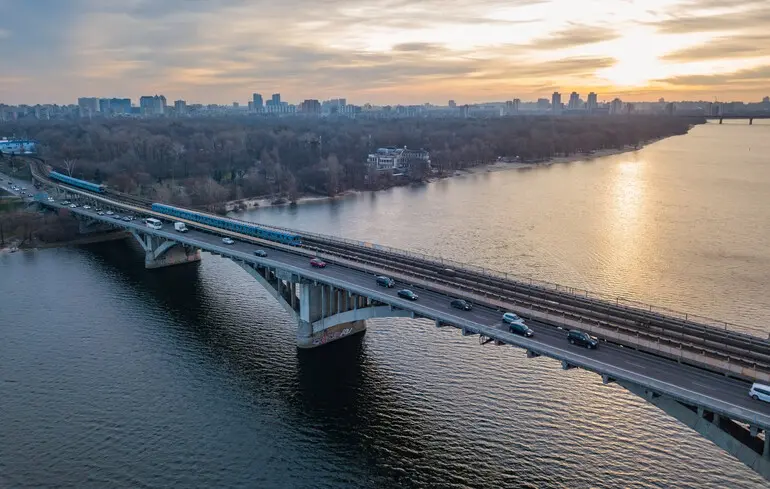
[254,249,268,257]
[376,275,395,287]
[397,289,418,301]
[509,321,534,337]
[450,299,472,311]
[568,330,598,349]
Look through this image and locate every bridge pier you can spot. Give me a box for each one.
[620,380,770,479]
[234,261,412,348]
[131,231,201,269]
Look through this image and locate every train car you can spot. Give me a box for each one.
[0,138,38,156]
[151,203,303,246]
[49,171,106,193]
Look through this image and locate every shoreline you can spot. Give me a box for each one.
[447,138,663,178]
[0,230,130,253]
[225,136,667,211]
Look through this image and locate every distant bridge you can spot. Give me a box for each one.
[6,156,770,482]
[682,114,770,125]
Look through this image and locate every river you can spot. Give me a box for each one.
[1,120,769,488]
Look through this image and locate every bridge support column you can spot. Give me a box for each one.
[297,281,367,349]
[131,231,200,269]
[620,380,770,480]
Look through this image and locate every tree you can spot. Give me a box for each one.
[63,158,76,176]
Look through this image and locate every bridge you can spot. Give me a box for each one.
[699,114,770,125]
[6,158,770,481]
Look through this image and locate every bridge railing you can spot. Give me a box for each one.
[216,212,760,337]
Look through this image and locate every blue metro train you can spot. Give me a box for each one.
[151,203,303,246]
[49,171,106,193]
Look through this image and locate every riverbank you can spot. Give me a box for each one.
[225,137,669,211]
[452,139,663,177]
[0,230,130,254]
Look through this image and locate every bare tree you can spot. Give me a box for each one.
[63,158,77,176]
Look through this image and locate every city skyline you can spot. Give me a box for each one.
[1,0,769,105]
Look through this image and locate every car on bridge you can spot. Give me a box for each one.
[567,330,598,349]
[749,383,770,403]
[376,275,395,287]
[310,258,327,268]
[222,237,235,245]
[397,289,418,301]
[254,249,268,257]
[450,299,473,311]
[106,210,114,216]
[502,313,534,337]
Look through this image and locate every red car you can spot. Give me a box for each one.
[310,258,327,268]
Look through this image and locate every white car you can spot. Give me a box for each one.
[47,197,54,202]
[222,237,235,245]
[69,204,77,208]
[83,205,91,209]
[106,210,114,215]
[97,211,105,216]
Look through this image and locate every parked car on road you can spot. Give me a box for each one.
[376,275,395,287]
[397,289,418,301]
[222,237,235,245]
[450,299,473,311]
[310,258,327,268]
[567,330,598,349]
[83,205,91,209]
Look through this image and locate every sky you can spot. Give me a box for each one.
[1,0,769,105]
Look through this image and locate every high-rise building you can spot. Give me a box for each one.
[139,95,167,115]
[536,98,550,111]
[448,100,456,108]
[299,99,321,115]
[252,93,263,111]
[99,98,111,114]
[174,100,187,114]
[77,97,99,117]
[610,98,623,114]
[271,93,281,106]
[763,96,770,104]
[551,92,562,112]
[568,91,580,109]
[587,92,598,111]
[233,102,239,108]
[108,98,132,114]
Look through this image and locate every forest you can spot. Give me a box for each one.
[0,115,700,207]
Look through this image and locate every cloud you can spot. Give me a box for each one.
[649,5,770,34]
[662,34,770,61]
[525,25,619,50]
[659,65,770,86]
[391,43,448,53]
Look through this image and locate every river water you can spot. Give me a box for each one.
[1,121,769,488]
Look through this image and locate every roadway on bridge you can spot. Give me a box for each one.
[25,192,770,425]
